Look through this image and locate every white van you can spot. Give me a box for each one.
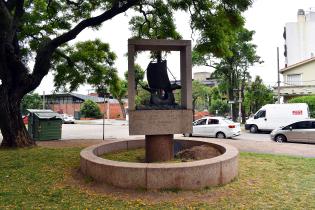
[245,103,310,133]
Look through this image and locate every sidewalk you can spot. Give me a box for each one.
[75,119,128,126]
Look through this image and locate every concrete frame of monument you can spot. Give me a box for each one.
[128,39,193,163]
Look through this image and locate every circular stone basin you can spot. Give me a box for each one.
[80,139,239,190]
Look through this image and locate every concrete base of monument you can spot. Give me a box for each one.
[80,139,239,190]
[145,134,174,162]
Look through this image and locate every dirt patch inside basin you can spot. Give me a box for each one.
[100,144,221,163]
[176,144,221,161]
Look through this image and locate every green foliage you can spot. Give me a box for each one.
[52,39,117,91]
[18,0,120,61]
[179,0,251,58]
[202,28,263,120]
[209,99,229,116]
[109,78,127,118]
[135,85,151,106]
[21,93,43,115]
[192,80,212,111]
[288,95,315,117]
[11,0,252,93]
[130,1,182,40]
[130,0,252,60]
[243,76,275,115]
[109,79,127,102]
[211,28,262,94]
[14,0,252,93]
[80,100,101,118]
[124,64,145,91]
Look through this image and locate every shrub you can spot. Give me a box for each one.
[209,99,229,116]
[288,95,315,117]
[80,100,101,118]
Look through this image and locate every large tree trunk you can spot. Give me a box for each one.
[0,89,35,147]
[241,77,246,124]
[227,86,238,121]
[192,98,196,121]
[118,101,126,119]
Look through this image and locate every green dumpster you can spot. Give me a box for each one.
[27,109,62,141]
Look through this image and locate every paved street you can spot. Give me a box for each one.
[1,121,315,157]
[62,123,271,141]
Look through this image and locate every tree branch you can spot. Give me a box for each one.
[29,0,140,93]
[5,0,17,11]
[138,4,151,37]
[54,49,81,69]
[65,0,84,7]
[9,0,24,42]
[0,0,12,31]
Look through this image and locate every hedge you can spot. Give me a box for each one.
[288,95,315,118]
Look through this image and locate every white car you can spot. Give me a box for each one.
[184,117,241,138]
[61,114,75,124]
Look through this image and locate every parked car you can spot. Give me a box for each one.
[184,117,241,138]
[245,103,310,133]
[270,119,315,143]
[61,114,75,124]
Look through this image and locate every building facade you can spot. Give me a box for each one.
[44,93,127,119]
[277,57,315,102]
[284,9,315,67]
[193,72,217,87]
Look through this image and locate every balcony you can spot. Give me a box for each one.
[274,84,315,101]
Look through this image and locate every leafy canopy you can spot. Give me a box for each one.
[52,39,117,91]
[12,0,252,91]
[243,76,275,115]
[80,99,101,118]
[21,92,43,115]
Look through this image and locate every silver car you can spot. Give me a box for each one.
[270,119,315,143]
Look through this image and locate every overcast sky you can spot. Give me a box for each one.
[36,0,315,95]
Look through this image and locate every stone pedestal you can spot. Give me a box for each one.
[145,134,174,162]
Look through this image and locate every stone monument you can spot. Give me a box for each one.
[128,39,193,162]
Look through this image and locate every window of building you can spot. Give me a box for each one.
[286,74,302,85]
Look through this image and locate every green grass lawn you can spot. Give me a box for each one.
[0,146,314,209]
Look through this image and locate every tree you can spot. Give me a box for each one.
[209,99,229,116]
[0,0,252,147]
[21,92,43,115]
[196,28,262,121]
[288,95,315,118]
[109,78,128,119]
[80,100,101,118]
[124,64,145,93]
[243,76,274,116]
[192,80,212,120]
[53,39,117,91]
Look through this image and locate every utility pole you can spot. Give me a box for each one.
[107,98,110,120]
[238,84,242,123]
[43,91,45,109]
[277,47,281,104]
[102,96,106,140]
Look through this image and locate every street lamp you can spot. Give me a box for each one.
[102,94,109,140]
[233,88,242,123]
